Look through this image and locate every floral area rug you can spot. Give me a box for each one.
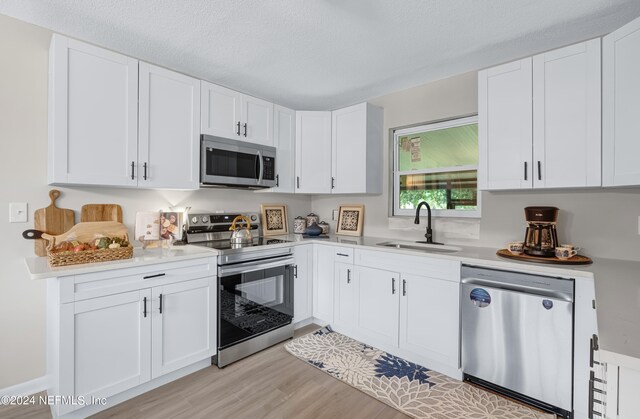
[285,327,554,419]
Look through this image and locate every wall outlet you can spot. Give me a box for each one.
[9,202,28,223]
[332,209,339,221]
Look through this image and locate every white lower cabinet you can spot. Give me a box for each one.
[313,245,335,324]
[355,266,400,348]
[399,273,460,371]
[69,290,152,406]
[600,351,640,418]
[293,244,313,323]
[333,262,357,332]
[49,257,216,417]
[328,247,462,379]
[151,277,215,377]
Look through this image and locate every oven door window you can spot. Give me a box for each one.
[219,265,293,349]
[206,147,258,180]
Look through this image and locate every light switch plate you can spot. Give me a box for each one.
[332,209,339,221]
[10,202,28,223]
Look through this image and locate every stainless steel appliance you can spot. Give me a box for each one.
[461,265,574,418]
[200,135,277,189]
[185,212,294,367]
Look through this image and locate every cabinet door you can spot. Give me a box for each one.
[62,290,151,408]
[478,58,532,190]
[138,63,200,189]
[271,105,296,193]
[356,266,400,348]
[295,111,332,194]
[399,274,459,369]
[200,81,242,140]
[151,277,215,378]
[48,34,138,187]
[293,244,313,323]
[312,245,335,323]
[533,39,601,188]
[333,262,357,332]
[242,95,274,146]
[331,103,366,194]
[603,16,640,186]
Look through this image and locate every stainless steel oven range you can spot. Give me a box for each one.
[185,212,294,367]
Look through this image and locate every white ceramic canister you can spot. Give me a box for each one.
[293,216,307,234]
[306,213,319,227]
[318,221,329,235]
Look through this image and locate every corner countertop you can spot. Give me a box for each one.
[25,244,218,280]
[24,234,640,359]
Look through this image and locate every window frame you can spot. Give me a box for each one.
[392,115,481,218]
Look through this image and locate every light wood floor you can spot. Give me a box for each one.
[0,324,409,419]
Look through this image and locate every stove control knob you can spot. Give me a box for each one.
[201,216,209,224]
[250,215,258,222]
[191,216,198,224]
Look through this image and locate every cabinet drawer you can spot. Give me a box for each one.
[355,249,459,282]
[61,257,216,303]
[334,247,354,264]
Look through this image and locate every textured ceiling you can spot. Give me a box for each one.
[1,1,639,110]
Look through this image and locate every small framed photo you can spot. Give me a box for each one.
[261,204,288,236]
[336,205,364,236]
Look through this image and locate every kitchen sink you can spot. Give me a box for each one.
[376,241,462,253]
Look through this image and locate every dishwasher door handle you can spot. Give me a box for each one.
[461,277,573,302]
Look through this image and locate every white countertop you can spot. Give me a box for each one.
[24,244,218,280]
[25,234,640,359]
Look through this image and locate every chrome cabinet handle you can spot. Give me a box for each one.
[131,161,135,180]
[236,121,241,136]
[392,278,396,294]
[347,269,351,284]
[402,279,406,296]
[293,265,298,278]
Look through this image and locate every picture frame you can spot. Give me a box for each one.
[260,204,288,236]
[336,205,364,236]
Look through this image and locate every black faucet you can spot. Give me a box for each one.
[414,201,443,245]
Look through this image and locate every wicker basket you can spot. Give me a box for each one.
[48,245,133,267]
[42,221,134,267]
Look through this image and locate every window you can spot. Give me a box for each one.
[393,115,480,218]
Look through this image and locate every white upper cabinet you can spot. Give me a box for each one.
[48,34,139,187]
[533,39,601,188]
[479,39,602,190]
[200,81,242,140]
[603,16,640,187]
[478,58,532,190]
[139,63,200,190]
[242,95,273,146]
[270,105,296,193]
[295,111,333,193]
[201,80,273,146]
[331,103,383,194]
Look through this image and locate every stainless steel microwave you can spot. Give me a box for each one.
[200,135,276,189]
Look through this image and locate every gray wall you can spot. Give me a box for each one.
[311,72,640,261]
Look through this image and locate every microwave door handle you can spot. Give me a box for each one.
[256,150,264,185]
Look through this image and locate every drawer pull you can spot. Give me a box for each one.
[143,273,166,280]
[336,253,350,257]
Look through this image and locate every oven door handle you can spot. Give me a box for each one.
[218,256,295,277]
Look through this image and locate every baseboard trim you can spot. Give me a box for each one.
[0,376,47,398]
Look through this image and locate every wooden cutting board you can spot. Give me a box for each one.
[34,190,75,256]
[81,204,123,223]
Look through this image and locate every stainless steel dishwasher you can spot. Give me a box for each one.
[461,265,574,418]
